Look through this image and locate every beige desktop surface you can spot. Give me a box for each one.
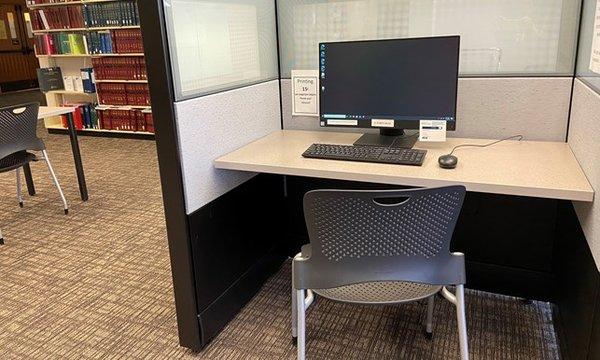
[214,130,594,202]
[38,106,77,119]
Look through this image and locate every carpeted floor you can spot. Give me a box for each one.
[0,119,560,359]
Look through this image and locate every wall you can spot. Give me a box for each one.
[282,77,572,141]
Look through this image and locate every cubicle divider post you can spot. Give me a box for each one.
[139,0,202,351]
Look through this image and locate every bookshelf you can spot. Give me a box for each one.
[32,25,140,34]
[29,0,153,137]
[95,79,147,83]
[28,0,129,8]
[36,53,144,58]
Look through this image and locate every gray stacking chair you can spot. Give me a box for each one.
[0,103,68,244]
[292,186,468,360]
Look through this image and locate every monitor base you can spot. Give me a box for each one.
[353,129,418,148]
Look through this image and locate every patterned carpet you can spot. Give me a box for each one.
[0,118,560,359]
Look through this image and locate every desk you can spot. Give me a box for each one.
[202,129,596,350]
[215,130,594,202]
[37,106,88,201]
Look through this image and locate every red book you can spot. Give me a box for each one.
[71,107,83,130]
[145,112,154,133]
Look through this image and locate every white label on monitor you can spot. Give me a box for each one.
[371,119,394,128]
[327,119,358,126]
[419,120,446,142]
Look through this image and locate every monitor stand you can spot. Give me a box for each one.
[353,129,418,148]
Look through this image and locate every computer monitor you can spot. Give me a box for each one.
[319,36,459,148]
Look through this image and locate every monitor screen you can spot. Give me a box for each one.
[319,36,459,130]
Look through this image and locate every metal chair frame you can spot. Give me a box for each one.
[0,103,68,244]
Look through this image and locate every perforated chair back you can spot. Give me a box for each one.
[293,186,467,290]
[0,103,44,161]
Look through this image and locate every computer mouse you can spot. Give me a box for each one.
[438,154,458,169]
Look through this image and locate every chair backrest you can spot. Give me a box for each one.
[0,102,44,160]
[293,186,467,290]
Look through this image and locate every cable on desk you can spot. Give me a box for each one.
[448,135,524,156]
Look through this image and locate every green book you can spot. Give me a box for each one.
[68,34,86,55]
[60,34,71,55]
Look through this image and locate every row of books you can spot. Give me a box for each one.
[27,0,80,4]
[97,83,150,106]
[92,57,146,80]
[61,102,98,129]
[34,32,85,55]
[84,1,139,28]
[86,29,143,54]
[34,30,143,55]
[96,108,154,133]
[30,2,139,30]
[85,30,113,54]
[31,7,84,30]
[58,104,154,133]
[112,29,143,53]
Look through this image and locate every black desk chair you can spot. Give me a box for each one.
[0,103,68,243]
[292,186,468,360]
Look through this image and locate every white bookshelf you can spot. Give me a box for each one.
[36,53,144,58]
[30,0,152,137]
[27,0,127,8]
[32,25,140,34]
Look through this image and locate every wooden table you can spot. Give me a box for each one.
[215,130,594,202]
[31,106,88,201]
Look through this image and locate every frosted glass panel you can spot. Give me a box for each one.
[277,0,580,77]
[165,0,278,100]
[576,0,600,92]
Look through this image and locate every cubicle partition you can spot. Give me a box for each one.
[139,0,599,357]
[276,0,580,140]
[139,0,287,350]
[555,1,600,358]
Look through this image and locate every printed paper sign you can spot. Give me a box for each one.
[419,120,447,142]
[291,70,319,116]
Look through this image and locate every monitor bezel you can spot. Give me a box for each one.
[318,35,460,132]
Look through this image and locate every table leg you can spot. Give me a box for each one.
[23,163,36,196]
[66,113,88,201]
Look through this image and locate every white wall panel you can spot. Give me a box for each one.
[568,79,600,270]
[175,80,281,214]
[282,77,571,141]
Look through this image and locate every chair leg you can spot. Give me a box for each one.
[16,168,23,207]
[424,295,435,339]
[456,285,469,360]
[292,286,298,342]
[42,150,68,214]
[296,289,306,360]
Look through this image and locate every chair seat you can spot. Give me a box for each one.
[313,281,442,304]
[0,151,37,173]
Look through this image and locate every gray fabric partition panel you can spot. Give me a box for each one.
[174,80,282,214]
[568,79,600,271]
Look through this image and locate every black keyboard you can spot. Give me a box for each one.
[302,143,426,166]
